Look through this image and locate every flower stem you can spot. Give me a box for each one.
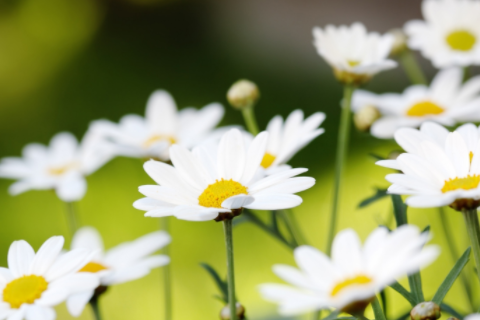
[161,217,172,320]
[312,310,322,320]
[223,219,237,320]
[241,106,260,136]
[280,209,308,246]
[326,84,355,255]
[399,50,428,85]
[90,297,103,320]
[64,201,78,235]
[462,208,480,284]
[439,207,474,310]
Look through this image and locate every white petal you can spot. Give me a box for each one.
[56,172,87,202]
[331,229,362,275]
[25,305,55,320]
[44,248,94,282]
[217,129,246,181]
[221,195,254,209]
[245,194,302,210]
[66,291,93,317]
[240,132,269,185]
[146,90,178,136]
[30,237,64,276]
[8,240,35,277]
[71,227,104,260]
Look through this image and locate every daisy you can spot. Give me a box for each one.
[405,0,480,68]
[312,22,397,84]
[260,110,325,174]
[66,227,170,316]
[133,128,315,221]
[91,90,225,161]
[377,123,480,210]
[351,68,480,138]
[466,314,480,320]
[259,226,439,316]
[0,130,115,202]
[0,236,99,320]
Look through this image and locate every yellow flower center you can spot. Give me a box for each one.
[406,101,444,117]
[446,30,476,51]
[348,60,360,67]
[3,275,48,309]
[442,175,480,193]
[48,163,77,176]
[331,275,372,297]
[260,153,276,169]
[143,135,176,148]
[79,262,109,273]
[198,179,248,208]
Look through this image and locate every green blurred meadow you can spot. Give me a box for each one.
[0,0,475,319]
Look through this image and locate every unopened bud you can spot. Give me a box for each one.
[227,80,259,110]
[354,105,381,132]
[389,29,408,56]
[220,302,246,320]
[410,302,441,320]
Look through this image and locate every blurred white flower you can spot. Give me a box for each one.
[92,90,225,161]
[0,130,115,202]
[66,227,170,317]
[259,226,439,316]
[312,22,396,84]
[0,236,98,320]
[260,110,325,174]
[405,0,480,68]
[465,314,480,320]
[377,123,480,210]
[352,68,480,138]
[134,128,315,221]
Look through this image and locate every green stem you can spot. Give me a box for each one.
[462,208,480,284]
[439,207,474,310]
[90,298,103,320]
[280,209,308,246]
[312,310,322,320]
[223,220,237,320]
[399,50,428,85]
[241,106,260,135]
[161,217,172,320]
[326,84,355,256]
[64,201,78,235]
[408,272,424,302]
[463,66,471,82]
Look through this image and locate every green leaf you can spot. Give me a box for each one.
[200,263,228,303]
[358,188,388,208]
[270,210,280,234]
[422,225,431,234]
[389,281,417,306]
[391,194,408,226]
[432,247,471,305]
[369,153,386,161]
[441,303,464,320]
[322,310,340,320]
[408,272,424,303]
[394,311,411,320]
[372,296,387,320]
[232,215,249,227]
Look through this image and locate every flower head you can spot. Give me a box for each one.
[260,110,325,173]
[227,80,260,110]
[0,236,99,320]
[259,226,439,316]
[65,227,170,316]
[312,23,396,84]
[352,68,480,138]
[377,122,480,210]
[0,130,115,202]
[134,128,315,221]
[405,0,480,68]
[92,90,225,161]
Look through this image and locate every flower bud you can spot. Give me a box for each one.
[389,28,408,56]
[220,302,246,320]
[353,105,381,132]
[227,80,259,110]
[410,302,441,320]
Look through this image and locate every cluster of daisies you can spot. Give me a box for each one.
[2,0,480,319]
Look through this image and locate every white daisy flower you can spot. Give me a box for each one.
[133,128,315,221]
[312,22,397,84]
[91,90,225,161]
[260,110,325,174]
[351,68,480,138]
[465,314,480,320]
[377,122,480,210]
[66,227,170,316]
[405,0,480,68]
[0,236,99,320]
[259,226,439,316]
[0,130,115,202]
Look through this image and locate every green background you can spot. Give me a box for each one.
[0,0,476,319]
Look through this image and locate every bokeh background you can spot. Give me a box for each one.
[0,0,475,319]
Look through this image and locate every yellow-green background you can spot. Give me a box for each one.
[0,0,476,319]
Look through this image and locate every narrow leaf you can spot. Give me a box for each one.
[358,188,389,208]
[323,310,340,320]
[441,303,464,320]
[389,281,417,306]
[408,272,424,302]
[394,311,411,320]
[432,247,471,305]
[370,153,386,161]
[270,210,280,234]
[422,225,431,234]
[372,296,387,320]
[232,215,249,227]
[391,194,408,226]
[200,263,228,303]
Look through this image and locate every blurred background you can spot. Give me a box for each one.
[0,0,474,319]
